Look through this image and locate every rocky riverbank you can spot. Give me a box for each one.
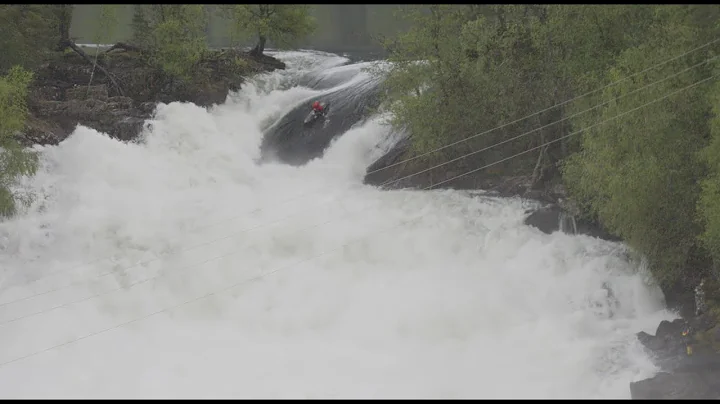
[364,134,720,399]
[19,45,285,146]
[630,301,720,399]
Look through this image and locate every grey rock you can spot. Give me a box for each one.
[630,371,720,399]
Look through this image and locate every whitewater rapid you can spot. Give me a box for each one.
[0,51,675,398]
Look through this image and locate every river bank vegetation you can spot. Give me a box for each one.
[379,5,720,299]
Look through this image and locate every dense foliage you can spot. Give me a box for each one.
[0,5,58,73]
[0,66,36,217]
[0,5,57,216]
[221,5,316,55]
[131,5,209,81]
[380,5,720,288]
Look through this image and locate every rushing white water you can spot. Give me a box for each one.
[0,51,676,398]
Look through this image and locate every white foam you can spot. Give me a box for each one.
[0,51,674,398]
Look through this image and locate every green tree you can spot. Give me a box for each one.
[381,5,658,181]
[0,5,58,72]
[130,5,152,49]
[379,4,720,291]
[698,80,720,272]
[151,5,207,81]
[223,5,316,56]
[0,66,37,218]
[130,5,208,81]
[562,5,720,287]
[497,5,660,185]
[380,5,473,162]
[379,5,575,176]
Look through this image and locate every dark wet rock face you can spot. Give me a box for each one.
[636,319,689,364]
[523,204,621,241]
[259,66,382,166]
[26,84,150,145]
[631,315,720,399]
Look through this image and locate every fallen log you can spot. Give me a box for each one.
[105,42,142,54]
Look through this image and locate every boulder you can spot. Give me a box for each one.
[630,371,720,399]
[523,204,621,241]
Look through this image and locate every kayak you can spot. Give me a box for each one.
[303,103,331,127]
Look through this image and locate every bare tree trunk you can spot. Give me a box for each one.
[531,145,548,189]
[87,44,101,94]
[56,4,73,50]
[66,41,124,96]
[250,35,267,56]
[53,4,125,96]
